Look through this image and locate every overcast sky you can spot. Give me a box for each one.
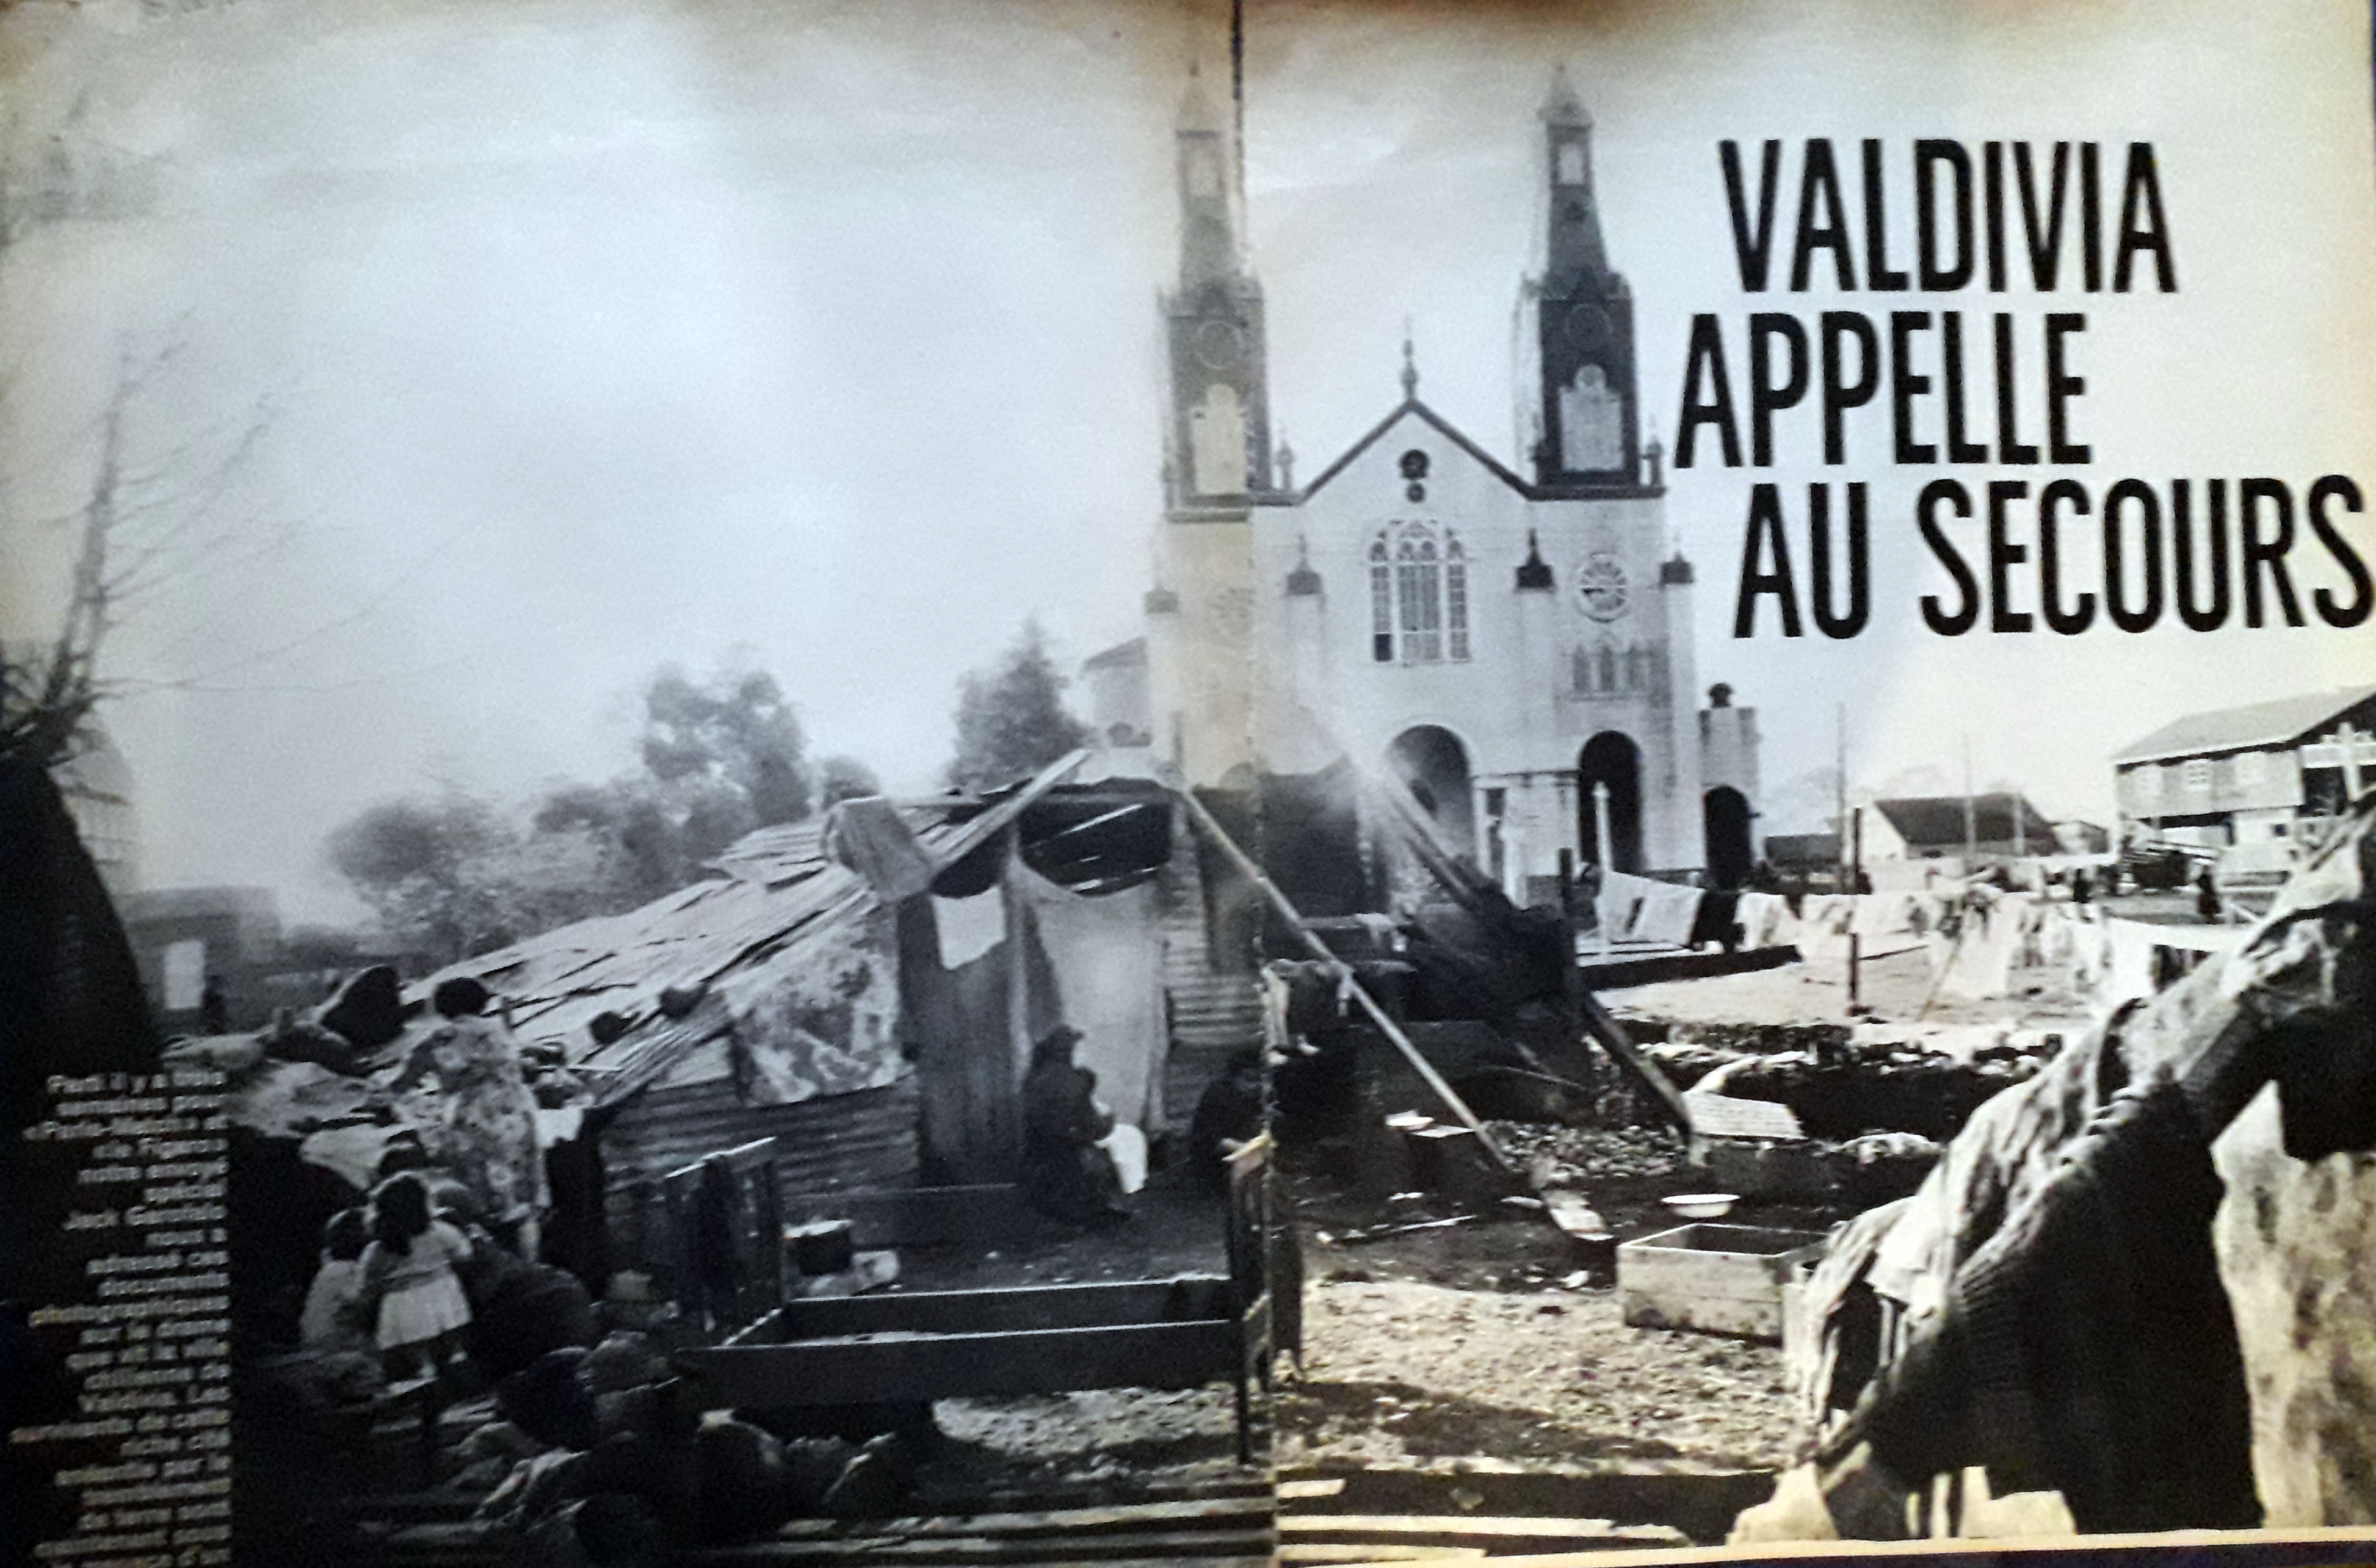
[4,0,2374,923]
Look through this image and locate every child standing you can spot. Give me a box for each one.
[359,1172,474,1381]
[299,1207,372,1353]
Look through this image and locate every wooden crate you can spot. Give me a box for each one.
[1616,1223,1828,1341]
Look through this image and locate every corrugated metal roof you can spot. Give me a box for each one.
[1872,794,2057,850]
[2110,685,2376,765]
[418,815,900,1107]
[418,762,1118,1117]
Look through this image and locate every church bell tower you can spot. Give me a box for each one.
[1164,70,1274,512]
[1147,69,1270,789]
[1531,69,1640,491]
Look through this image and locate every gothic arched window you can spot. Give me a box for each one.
[1369,522,1469,665]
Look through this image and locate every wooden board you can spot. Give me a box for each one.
[759,1498,1272,1541]
[1681,1092,1805,1141]
[1276,1514,1689,1554]
[681,1319,1242,1406]
[746,1276,1235,1341]
[697,1544,1271,1566]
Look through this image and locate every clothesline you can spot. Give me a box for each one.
[1585,870,2251,1006]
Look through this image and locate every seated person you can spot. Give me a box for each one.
[1018,1027,1126,1225]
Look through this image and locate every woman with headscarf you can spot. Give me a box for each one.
[1018,1027,1126,1225]
[387,977,549,1258]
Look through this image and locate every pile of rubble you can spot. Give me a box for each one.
[1629,1018,2060,1144]
[1485,1124,1685,1188]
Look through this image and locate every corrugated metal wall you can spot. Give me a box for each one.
[601,1074,919,1278]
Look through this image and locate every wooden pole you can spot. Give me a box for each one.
[1576,993,1696,1135]
[1590,781,1614,954]
[1963,734,1977,862]
[1175,784,1518,1175]
[1848,804,1864,1012]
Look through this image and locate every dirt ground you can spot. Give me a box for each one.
[1275,950,2069,1539]
[1277,1123,1814,1484]
[923,1387,1251,1503]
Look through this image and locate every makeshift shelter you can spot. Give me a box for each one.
[1870,793,2061,861]
[405,759,1220,1273]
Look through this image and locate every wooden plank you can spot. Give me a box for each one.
[1576,992,1695,1135]
[1278,1515,1689,1547]
[1277,1478,1346,1501]
[924,750,1091,873]
[762,1276,1235,1340]
[1681,1091,1803,1141]
[1277,1547,1486,1563]
[681,1318,1241,1406]
[758,1498,1273,1541]
[778,1185,1047,1248]
[691,1528,1277,1563]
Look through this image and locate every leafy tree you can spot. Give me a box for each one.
[331,663,874,950]
[529,776,725,913]
[947,619,1088,791]
[327,791,525,963]
[513,662,867,920]
[640,663,811,826]
[817,754,883,807]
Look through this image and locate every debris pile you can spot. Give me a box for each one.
[463,1335,912,1556]
[1486,1124,1686,1188]
[1626,1020,2057,1144]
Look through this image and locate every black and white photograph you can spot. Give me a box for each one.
[7,0,2376,1564]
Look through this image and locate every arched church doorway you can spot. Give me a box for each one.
[1704,786,1753,890]
[1577,731,1643,873]
[1388,725,1476,863]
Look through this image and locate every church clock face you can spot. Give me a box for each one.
[1193,319,1244,370]
[1563,303,1611,353]
[1575,552,1629,622]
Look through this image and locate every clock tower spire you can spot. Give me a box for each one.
[1530,67,1641,491]
[1164,67,1274,512]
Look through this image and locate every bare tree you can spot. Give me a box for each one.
[0,343,269,770]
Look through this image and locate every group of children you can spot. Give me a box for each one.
[300,1169,482,1382]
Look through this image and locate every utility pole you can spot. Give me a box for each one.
[1963,734,1977,863]
[1834,703,1848,890]
[1847,804,1865,1014]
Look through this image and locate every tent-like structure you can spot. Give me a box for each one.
[400,761,1239,1281]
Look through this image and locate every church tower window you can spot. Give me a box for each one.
[1369,522,1469,665]
[1445,538,1470,660]
[1189,383,1246,496]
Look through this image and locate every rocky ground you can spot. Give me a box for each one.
[1273,952,2071,1542]
[1280,1276,1794,1472]
[925,1387,1249,1500]
[1275,1122,1817,1489]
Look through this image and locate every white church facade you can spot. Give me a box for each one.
[1103,72,1761,892]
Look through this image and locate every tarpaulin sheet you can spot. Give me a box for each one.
[1010,865,1165,1130]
